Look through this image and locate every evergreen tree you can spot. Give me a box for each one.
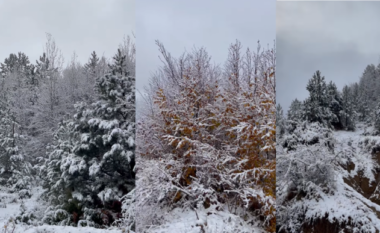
[340,85,355,131]
[83,51,101,102]
[357,65,375,121]
[1,52,36,134]
[108,49,128,76]
[26,52,61,160]
[84,51,99,78]
[41,120,76,225]
[43,49,135,227]
[326,81,343,129]
[357,89,370,122]
[350,82,360,117]
[0,97,17,184]
[362,64,378,107]
[303,71,333,127]
[0,52,32,76]
[374,102,380,135]
[276,104,285,138]
[0,95,31,194]
[35,52,55,80]
[286,98,303,134]
[287,98,303,122]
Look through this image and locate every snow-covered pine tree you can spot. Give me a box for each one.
[276,104,285,139]
[0,93,32,196]
[350,82,360,117]
[84,51,100,78]
[41,120,76,225]
[286,99,303,134]
[26,51,61,160]
[340,85,355,131]
[44,48,135,227]
[326,81,343,129]
[0,52,40,199]
[357,65,375,122]
[374,102,380,135]
[0,52,32,77]
[303,71,333,127]
[83,50,109,83]
[362,64,378,109]
[82,51,101,103]
[0,52,36,135]
[0,96,17,184]
[287,98,303,122]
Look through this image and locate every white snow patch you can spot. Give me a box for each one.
[140,207,266,233]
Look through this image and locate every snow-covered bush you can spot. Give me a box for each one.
[16,200,36,224]
[277,122,338,232]
[358,136,380,154]
[137,40,276,232]
[281,121,334,151]
[116,188,135,231]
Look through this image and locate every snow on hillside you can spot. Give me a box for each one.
[277,121,380,232]
[0,186,124,233]
[306,124,380,231]
[334,123,376,180]
[300,124,380,233]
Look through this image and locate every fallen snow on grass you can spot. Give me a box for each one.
[7,225,123,233]
[142,207,265,233]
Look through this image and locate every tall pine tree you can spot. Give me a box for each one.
[276,104,285,138]
[303,71,333,127]
[0,95,32,194]
[43,49,135,227]
[340,85,355,131]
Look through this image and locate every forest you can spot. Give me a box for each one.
[276,67,380,232]
[0,33,135,232]
[136,40,276,232]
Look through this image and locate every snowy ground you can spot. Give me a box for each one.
[303,123,380,231]
[141,207,266,233]
[334,123,378,182]
[278,123,380,231]
[0,186,123,233]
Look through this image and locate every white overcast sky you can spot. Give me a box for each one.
[136,0,276,97]
[0,0,134,67]
[277,1,380,112]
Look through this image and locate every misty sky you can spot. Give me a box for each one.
[277,1,380,113]
[0,0,134,67]
[136,0,275,102]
